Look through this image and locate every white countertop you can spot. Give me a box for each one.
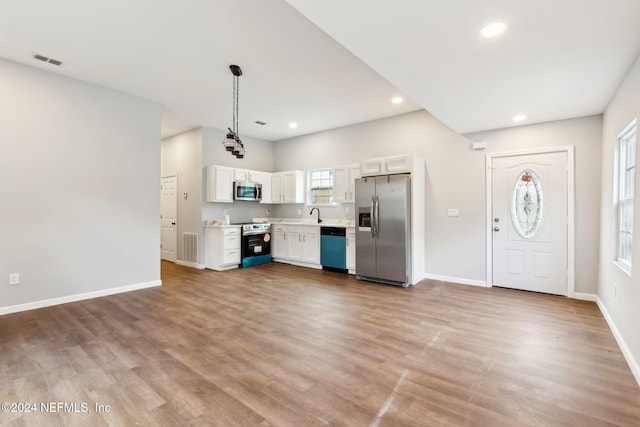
[261,218,354,228]
[204,218,354,228]
[203,221,242,228]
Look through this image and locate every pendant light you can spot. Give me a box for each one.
[221,64,245,158]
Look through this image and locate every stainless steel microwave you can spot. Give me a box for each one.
[234,181,262,201]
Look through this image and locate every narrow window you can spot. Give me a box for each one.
[616,119,636,271]
[308,169,333,205]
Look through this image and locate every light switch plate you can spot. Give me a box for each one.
[9,273,20,285]
[447,209,459,217]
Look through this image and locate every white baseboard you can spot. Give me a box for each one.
[175,260,206,269]
[291,261,322,270]
[573,292,597,301]
[596,296,640,387]
[421,273,489,288]
[0,280,162,316]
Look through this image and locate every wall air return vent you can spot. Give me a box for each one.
[33,53,64,67]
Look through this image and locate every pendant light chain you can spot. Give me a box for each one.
[234,73,239,136]
[232,73,237,135]
[222,64,245,158]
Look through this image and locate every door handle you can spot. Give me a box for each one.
[370,197,375,238]
[375,196,380,239]
[171,222,176,226]
[494,226,500,232]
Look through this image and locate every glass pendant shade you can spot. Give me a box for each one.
[232,137,245,158]
[223,131,236,151]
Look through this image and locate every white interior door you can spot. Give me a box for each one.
[492,152,567,295]
[161,175,177,262]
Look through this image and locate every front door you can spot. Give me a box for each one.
[492,152,567,295]
[161,175,177,262]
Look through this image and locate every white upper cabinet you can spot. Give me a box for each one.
[385,154,413,173]
[234,169,249,182]
[333,164,361,203]
[207,165,272,203]
[360,158,385,176]
[360,154,414,176]
[252,171,272,204]
[234,168,263,183]
[271,170,304,204]
[206,165,234,203]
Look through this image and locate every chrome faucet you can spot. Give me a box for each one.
[310,207,322,224]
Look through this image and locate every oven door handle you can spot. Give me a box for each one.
[243,231,271,236]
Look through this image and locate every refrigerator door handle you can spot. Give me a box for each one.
[374,195,380,238]
[370,196,376,238]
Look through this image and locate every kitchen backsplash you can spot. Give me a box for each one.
[202,202,271,225]
[203,202,356,224]
[271,204,356,223]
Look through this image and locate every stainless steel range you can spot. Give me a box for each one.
[241,223,271,267]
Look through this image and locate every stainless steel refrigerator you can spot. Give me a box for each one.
[355,174,411,286]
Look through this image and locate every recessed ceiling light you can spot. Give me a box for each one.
[391,96,403,104]
[288,122,298,129]
[513,114,527,122]
[481,22,506,38]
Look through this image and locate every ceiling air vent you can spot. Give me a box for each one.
[254,121,267,126]
[33,53,64,66]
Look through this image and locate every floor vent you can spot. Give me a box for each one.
[183,233,198,263]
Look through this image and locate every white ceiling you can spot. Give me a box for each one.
[2,1,639,141]
[287,0,640,134]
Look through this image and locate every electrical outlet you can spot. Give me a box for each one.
[345,206,350,214]
[9,273,20,285]
[297,209,302,215]
[265,209,271,216]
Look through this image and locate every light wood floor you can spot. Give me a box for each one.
[2,261,639,426]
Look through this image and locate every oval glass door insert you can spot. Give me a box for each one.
[511,169,543,238]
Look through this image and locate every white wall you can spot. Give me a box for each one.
[598,52,640,381]
[0,58,162,311]
[161,128,204,263]
[467,115,603,294]
[273,110,603,292]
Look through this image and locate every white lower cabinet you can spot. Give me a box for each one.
[272,225,289,259]
[300,227,320,265]
[272,224,320,268]
[346,228,356,274]
[205,226,241,271]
